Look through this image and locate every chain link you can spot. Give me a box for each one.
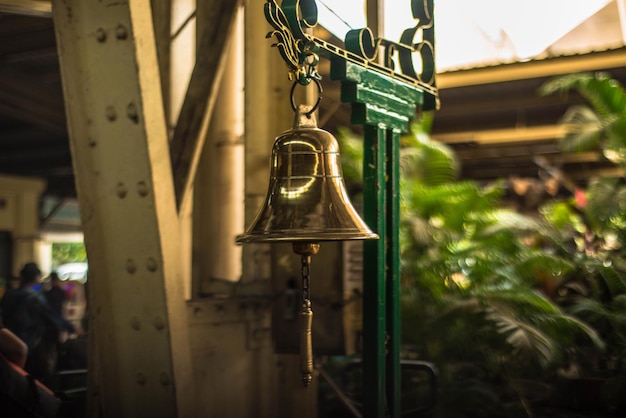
[301,255,311,304]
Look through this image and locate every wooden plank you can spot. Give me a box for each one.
[0,0,51,17]
[170,0,242,210]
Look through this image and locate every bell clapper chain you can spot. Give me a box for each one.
[293,242,320,387]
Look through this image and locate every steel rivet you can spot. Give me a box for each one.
[136,372,147,386]
[116,182,127,199]
[146,257,158,272]
[137,181,149,197]
[131,317,141,330]
[96,28,106,42]
[116,24,128,40]
[159,373,171,386]
[126,258,137,274]
[105,106,116,121]
[127,102,139,123]
[154,317,165,331]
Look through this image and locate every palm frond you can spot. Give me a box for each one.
[597,266,626,300]
[567,296,609,321]
[558,105,604,152]
[539,72,626,119]
[586,177,623,227]
[473,209,544,237]
[493,313,555,367]
[479,289,561,316]
[336,127,364,184]
[400,133,459,185]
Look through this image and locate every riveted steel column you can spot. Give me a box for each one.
[52,1,194,417]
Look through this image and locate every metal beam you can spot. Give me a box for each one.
[0,64,66,135]
[52,1,194,416]
[169,0,241,211]
[438,47,626,89]
[150,0,172,129]
[0,0,51,17]
[432,124,569,145]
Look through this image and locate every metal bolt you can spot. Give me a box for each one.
[126,258,137,274]
[96,28,107,42]
[159,372,171,386]
[154,317,165,331]
[146,257,158,272]
[115,24,128,40]
[136,373,147,386]
[105,106,117,121]
[137,181,149,197]
[127,102,139,123]
[116,182,127,199]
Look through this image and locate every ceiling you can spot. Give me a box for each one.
[1,4,626,215]
[0,11,71,197]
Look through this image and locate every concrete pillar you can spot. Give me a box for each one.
[0,175,46,276]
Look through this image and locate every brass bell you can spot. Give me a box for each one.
[236,104,378,245]
[237,99,377,388]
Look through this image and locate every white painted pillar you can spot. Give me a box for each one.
[0,175,46,276]
[194,4,244,290]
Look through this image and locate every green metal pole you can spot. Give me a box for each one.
[362,124,387,418]
[386,128,402,418]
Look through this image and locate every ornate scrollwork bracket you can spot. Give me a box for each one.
[264,0,437,108]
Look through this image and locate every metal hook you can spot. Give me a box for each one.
[290,77,323,117]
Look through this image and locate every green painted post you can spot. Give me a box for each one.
[362,124,387,418]
[386,128,402,417]
[331,57,423,418]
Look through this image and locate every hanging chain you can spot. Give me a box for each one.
[300,254,313,387]
[301,254,311,304]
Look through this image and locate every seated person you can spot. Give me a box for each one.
[0,326,28,368]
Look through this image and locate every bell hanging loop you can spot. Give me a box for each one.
[290,78,323,118]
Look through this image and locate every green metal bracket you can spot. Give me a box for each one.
[264,1,437,417]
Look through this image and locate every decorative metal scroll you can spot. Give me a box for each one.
[264,0,437,101]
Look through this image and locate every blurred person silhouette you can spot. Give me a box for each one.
[44,272,66,317]
[0,262,77,380]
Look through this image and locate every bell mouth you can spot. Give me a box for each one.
[237,103,379,246]
[236,229,378,244]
